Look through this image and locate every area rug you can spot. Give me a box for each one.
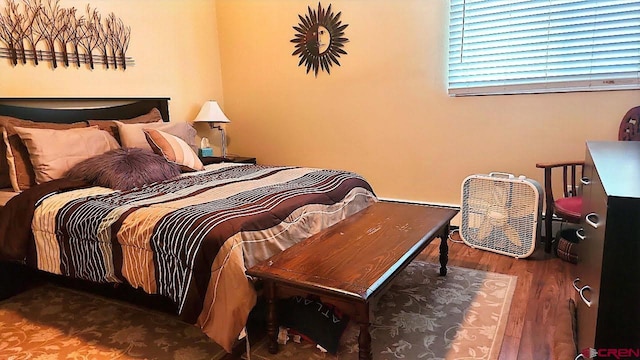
[0,261,516,360]
[248,261,517,360]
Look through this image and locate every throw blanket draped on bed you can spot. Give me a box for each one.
[0,163,376,352]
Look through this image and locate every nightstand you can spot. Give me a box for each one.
[199,156,257,165]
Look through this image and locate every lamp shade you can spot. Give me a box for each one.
[193,100,230,123]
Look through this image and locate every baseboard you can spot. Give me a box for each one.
[377,198,582,239]
[378,197,461,211]
[378,197,462,227]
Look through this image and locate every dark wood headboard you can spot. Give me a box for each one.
[0,98,170,123]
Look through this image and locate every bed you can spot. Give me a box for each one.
[0,98,377,353]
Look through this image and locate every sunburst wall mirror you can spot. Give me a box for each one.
[291,3,349,76]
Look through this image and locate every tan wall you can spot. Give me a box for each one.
[0,0,223,131]
[2,0,638,210]
[216,0,640,209]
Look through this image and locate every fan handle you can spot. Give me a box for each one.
[488,172,515,179]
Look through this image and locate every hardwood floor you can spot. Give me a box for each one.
[418,231,576,360]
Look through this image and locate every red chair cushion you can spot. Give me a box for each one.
[555,196,582,222]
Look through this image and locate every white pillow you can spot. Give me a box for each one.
[115,121,197,151]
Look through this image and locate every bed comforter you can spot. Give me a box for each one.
[0,163,377,352]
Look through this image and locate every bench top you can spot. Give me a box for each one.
[246,201,458,302]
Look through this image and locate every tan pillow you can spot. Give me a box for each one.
[1,116,88,192]
[116,121,197,151]
[0,121,13,188]
[14,126,120,184]
[87,108,163,143]
[144,129,204,172]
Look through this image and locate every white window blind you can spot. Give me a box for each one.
[448,0,640,96]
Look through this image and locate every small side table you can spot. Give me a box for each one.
[199,156,257,165]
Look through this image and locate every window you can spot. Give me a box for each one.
[448,0,640,96]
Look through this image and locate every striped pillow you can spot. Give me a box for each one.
[143,129,204,172]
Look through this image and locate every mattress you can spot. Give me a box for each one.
[0,163,377,352]
[0,188,18,206]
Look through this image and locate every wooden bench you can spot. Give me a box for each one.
[246,201,458,360]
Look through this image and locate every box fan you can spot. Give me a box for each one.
[460,172,542,258]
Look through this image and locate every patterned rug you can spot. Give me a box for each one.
[0,261,516,360]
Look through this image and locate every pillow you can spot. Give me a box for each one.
[144,128,204,172]
[65,148,181,191]
[86,108,163,143]
[1,116,88,192]
[14,126,120,185]
[116,121,197,152]
[0,130,7,188]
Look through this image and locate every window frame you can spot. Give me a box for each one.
[448,0,640,96]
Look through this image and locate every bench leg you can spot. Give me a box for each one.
[358,322,372,360]
[356,302,372,360]
[439,223,450,276]
[265,280,279,354]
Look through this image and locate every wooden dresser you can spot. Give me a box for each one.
[576,141,640,352]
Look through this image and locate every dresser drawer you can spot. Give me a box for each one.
[576,159,607,351]
[575,219,605,350]
[577,141,640,350]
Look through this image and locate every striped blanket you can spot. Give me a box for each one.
[1,163,376,352]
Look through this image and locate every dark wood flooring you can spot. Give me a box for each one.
[418,232,576,360]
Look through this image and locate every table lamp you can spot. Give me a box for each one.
[193,100,231,158]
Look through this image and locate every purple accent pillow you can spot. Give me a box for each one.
[65,148,181,191]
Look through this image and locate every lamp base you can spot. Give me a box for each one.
[209,124,227,158]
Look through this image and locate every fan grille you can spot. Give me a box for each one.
[461,175,542,258]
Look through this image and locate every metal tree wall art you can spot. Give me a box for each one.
[291,2,348,76]
[0,0,133,70]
